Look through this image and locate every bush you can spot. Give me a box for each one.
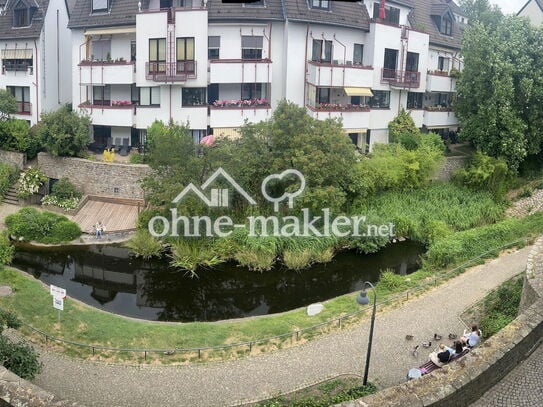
[0,162,17,198]
[17,167,47,199]
[0,336,42,380]
[5,207,81,244]
[125,230,163,259]
[0,233,13,266]
[0,119,42,159]
[129,151,145,164]
[51,178,81,200]
[0,309,21,331]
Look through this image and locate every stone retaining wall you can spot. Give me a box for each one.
[0,150,25,170]
[336,237,543,407]
[37,153,150,200]
[433,156,467,181]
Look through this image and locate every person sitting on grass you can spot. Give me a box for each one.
[461,325,481,348]
[429,343,453,367]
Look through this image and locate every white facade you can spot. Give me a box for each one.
[0,0,71,125]
[69,2,462,152]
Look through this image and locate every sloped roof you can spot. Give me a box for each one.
[68,0,138,29]
[283,0,370,30]
[64,0,77,17]
[447,0,467,16]
[207,0,284,22]
[518,0,543,15]
[0,0,49,39]
[410,0,463,50]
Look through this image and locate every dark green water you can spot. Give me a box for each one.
[12,241,424,322]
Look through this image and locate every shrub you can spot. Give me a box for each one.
[41,195,80,210]
[49,221,82,243]
[0,119,42,159]
[0,233,13,266]
[0,309,21,331]
[0,336,42,380]
[0,162,17,198]
[378,270,409,292]
[17,167,47,199]
[125,230,163,259]
[51,178,81,200]
[129,151,145,164]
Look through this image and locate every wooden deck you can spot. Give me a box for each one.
[72,199,140,234]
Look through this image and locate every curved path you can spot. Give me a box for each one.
[28,247,530,407]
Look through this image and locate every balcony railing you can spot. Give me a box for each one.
[16,102,31,114]
[145,61,196,82]
[3,63,33,74]
[381,68,420,88]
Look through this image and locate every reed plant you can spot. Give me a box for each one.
[124,230,163,259]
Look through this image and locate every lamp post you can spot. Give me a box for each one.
[356,281,377,386]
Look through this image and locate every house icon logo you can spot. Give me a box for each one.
[172,168,256,208]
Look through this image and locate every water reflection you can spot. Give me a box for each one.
[12,241,424,322]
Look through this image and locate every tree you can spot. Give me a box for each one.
[39,104,91,157]
[460,0,503,27]
[0,89,17,120]
[0,119,41,159]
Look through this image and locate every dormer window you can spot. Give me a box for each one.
[92,0,109,13]
[309,0,329,10]
[442,17,453,36]
[13,1,35,28]
[431,8,454,37]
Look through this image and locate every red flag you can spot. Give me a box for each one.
[379,0,386,20]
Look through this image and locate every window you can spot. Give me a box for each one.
[131,41,137,62]
[373,2,400,24]
[369,90,390,108]
[310,0,329,10]
[2,49,33,72]
[241,83,262,100]
[406,52,419,72]
[7,86,30,113]
[208,84,219,105]
[438,93,451,107]
[407,92,423,109]
[317,88,330,104]
[149,38,166,73]
[442,18,453,36]
[353,44,364,65]
[241,36,263,60]
[208,36,220,59]
[91,39,111,61]
[139,87,161,106]
[131,84,139,105]
[176,37,195,73]
[182,88,206,106]
[438,56,450,72]
[312,39,332,63]
[13,2,33,27]
[383,48,397,78]
[93,85,111,106]
[92,0,109,12]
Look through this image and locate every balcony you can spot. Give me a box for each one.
[307,105,370,129]
[426,71,457,92]
[79,61,135,85]
[209,59,272,84]
[3,62,33,75]
[209,102,271,128]
[145,61,196,82]
[423,107,458,128]
[306,61,373,88]
[79,103,134,127]
[381,68,420,88]
[15,102,31,115]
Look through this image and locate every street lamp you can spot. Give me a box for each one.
[356,281,377,386]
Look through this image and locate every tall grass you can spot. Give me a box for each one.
[124,230,163,259]
[169,240,223,276]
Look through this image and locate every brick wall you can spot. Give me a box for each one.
[0,149,25,170]
[37,153,150,200]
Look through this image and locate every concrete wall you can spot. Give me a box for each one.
[0,149,25,170]
[336,237,543,407]
[37,152,150,200]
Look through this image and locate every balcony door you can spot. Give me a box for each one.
[383,48,397,78]
[406,52,419,72]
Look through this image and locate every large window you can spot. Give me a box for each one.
[438,56,450,72]
[309,0,329,10]
[93,85,111,106]
[373,2,400,24]
[241,36,263,60]
[91,39,111,61]
[383,48,398,79]
[317,88,330,104]
[407,92,423,109]
[138,87,161,106]
[442,18,453,36]
[7,86,30,113]
[241,83,262,100]
[182,88,206,106]
[406,52,419,72]
[13,2,32,27]
[353,44,364,65]
[176,37,195,73]
[312,39,332,63]
[149,38,166,73]
[208,36,220,59]
[2,49,33,73]
[369,90,390,108]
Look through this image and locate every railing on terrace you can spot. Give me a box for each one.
[307,104,371,112]
[308,60,373,70]
[381,68,420,88]
[3,63,33,74]
[1,239,528,362]
[15,102,31,114]
[145,61,196,82]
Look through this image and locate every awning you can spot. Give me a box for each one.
[1,49,32,59]
[84,27,136,36]
[213,128,241,139]
[344,87,373,97]
[344,128,367,134]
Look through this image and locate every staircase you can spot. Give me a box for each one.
[2,184,19,206]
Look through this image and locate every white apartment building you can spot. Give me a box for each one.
[68,0,465,153]
[0,0,72,125]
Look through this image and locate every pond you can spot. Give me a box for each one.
[12,241,424,322]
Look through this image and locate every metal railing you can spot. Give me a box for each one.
[15,101,31,114]
[145,61,196,82]
[3,239,528,362]
[381,68,420,88]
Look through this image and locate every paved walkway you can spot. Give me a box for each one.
[473,342,543,407]
[22,246,531,407]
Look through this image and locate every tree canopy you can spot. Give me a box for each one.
[0,90,17,120]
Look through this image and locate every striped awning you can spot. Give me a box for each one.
[344,87,373,97]
[1,49,32,59]
[84,27,136,36]
[344,128,367,134]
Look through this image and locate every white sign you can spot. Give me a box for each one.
[53,296,64,311]
[307,303,324,316]
[50,284,66,299]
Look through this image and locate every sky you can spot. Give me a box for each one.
[488,0,522,15]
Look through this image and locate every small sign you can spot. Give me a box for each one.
[53,296,64,311]
[50,284,66,299]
